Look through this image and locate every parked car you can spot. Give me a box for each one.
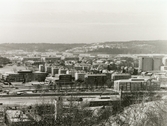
[25,91,33,94]
[16,91,24,95]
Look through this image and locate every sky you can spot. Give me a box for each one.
[0,0,166,43]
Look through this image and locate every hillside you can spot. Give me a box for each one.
[0,43,86,52]
[66,40,167,54]
[0,40,167,54]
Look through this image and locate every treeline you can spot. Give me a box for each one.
[0,40,167,53]
[90,40,167,54]
[0,57,11,65]
[0,43,86,52]
[89,48,151,54]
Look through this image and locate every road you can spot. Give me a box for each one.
[0,96,56,105]
[0,95,120,106]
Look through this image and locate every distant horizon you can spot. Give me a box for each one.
[0,39,166,44]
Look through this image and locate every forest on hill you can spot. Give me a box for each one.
[88,40,167,54]
[0,40,166,54]
[0,43,86,52]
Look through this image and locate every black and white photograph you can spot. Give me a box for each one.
[0,0,167,125]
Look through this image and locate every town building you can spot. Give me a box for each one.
[139,56,153,71]
[22,57,41,63]
[43,57,61,63]
[2,70,48,83]
[58,69,67,75]
[85,74,107,88]
[55,74,73,89]
[75,72,86,81]
[139,56,163,71]
[39,64,45,72]
[162,57,167,66]
[51,67,59,76]
[5,110,36,126]
[45,66,52,74]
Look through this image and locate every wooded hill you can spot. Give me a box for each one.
[0,40,166,54]
[88,40,167,54]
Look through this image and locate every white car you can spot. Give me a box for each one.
[25,91,33,94]
[16,91,24,95]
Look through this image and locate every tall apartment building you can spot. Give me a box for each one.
[139,56,162,71]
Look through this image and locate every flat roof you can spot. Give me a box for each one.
[86,74,106,76]
[83,97,119,102]
[114,79,146,82]
[3,72,19,75]
[18,70,33,73]
[45,77,59,81]
[33,71,47,74]
[112,74,131,76]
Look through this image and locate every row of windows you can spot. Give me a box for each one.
[115,82,160,91]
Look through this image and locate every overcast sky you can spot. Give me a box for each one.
[0,0,166,43]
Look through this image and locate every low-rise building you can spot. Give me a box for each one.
[39,64,45,72]
[75,72,86,81]
[58,69,67,74]
[33,71,48,82]
[45,66,52,74]
[114,78,160,91]
[6,110,36,126]
[85,74,107,88]
[22,57,41,63]
[55,74,73,88]
[43,57,61,63]
[51,68,59,76]
[64,57,79,61]
[111,73,131,81]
